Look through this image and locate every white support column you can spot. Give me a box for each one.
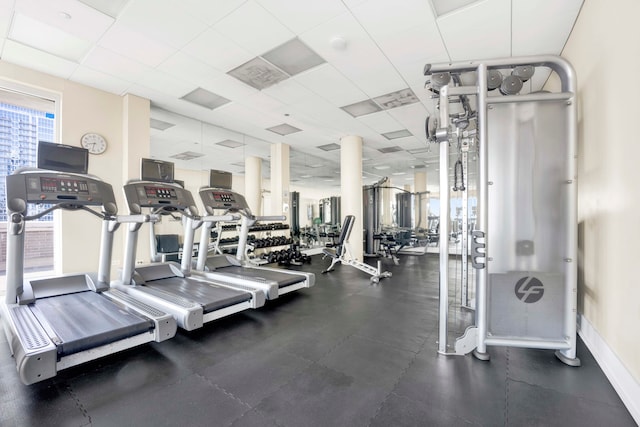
[340,135,363,261]
[414,171,427,229]
[245,156,262,215]
[270,143,290,223]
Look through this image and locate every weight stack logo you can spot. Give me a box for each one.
[514,276,544,303]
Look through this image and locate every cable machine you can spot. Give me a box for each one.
[425,55,580,366]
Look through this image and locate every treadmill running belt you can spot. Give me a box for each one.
[145,277,251,313]
[32,292,154,357]
[222,266,304,289]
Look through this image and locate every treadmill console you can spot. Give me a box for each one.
[199,188,249,214]
[6,171,117,215]
[123,181,198,215]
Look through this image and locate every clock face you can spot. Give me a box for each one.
[81,133,107,155]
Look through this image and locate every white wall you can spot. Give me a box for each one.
[560,0,640,386]
[0,60,149,279]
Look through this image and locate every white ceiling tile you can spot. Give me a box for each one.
[118,0,208,49]
[134,69,194,98]
[182,27,254,72]
[351,0,434,39]
[299,12,405,97]
[357,111,403,134]
[236,92,285,113]
[512,0,584,56]
[437,0,512,61]
[82,45,150,82]
[15,0,114,42]
[203,73,257,101]
[387,102,430,141]
[341,0,369,8]
[216,102,281,129]
[70,65,131,95]
[78,0,130,18]
[262,79,317,105]
[1,39,78,78]
[294,63,368,106]
[98,21,176,67]
[213,0,295,56]
[255,0,346,34]
[158,51,226,88]
[181,0,247,25]
[9,12,92,61]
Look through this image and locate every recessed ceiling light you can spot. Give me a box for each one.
[262,38,325,76]
[340,99,382,117]
[216,139,245,148]
[300,174,312,178]
[374,165,390,170]
[392,172,406,176]
[150,118,175,131]
[307,163,323,168]
[267,123,302,135]
[431,0,479,17]
[169,151,205,161]
[407,147,430,154]
[228,57,289,90]
[180,87,230,110]
[316,143,340,151]
[378,146,403,154]
[382,129,413,140]
[373,88,419,110]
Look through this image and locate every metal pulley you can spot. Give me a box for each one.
[487,69,503,90]
[512,65,535,82]
[500,75,523,95]
[430,72,451,93]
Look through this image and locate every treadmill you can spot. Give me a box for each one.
[1,145,176,385]
[194,187,315,300]
[113,178,265,331]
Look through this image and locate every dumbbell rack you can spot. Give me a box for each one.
[211,222,292,256]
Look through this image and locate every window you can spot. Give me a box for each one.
[0,84,59,280]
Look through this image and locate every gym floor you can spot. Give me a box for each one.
[0,254,635,427]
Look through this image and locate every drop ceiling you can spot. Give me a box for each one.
[0,0,584,191]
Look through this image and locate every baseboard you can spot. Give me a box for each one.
[578,314,640,424]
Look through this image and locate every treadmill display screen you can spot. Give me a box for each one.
[40,177,89,194]
[210,191,235,203]
[144,186,177,199]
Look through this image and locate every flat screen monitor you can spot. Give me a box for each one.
[209,169,232,189]
[141,158,174,183]
[37,141,89,174]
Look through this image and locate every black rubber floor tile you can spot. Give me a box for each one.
[370,392,475,427]
[319,335,416,389]
[0,380,87,427]
[393,352,507,426]
[506,378,637,427]
[283,320,356,362]
[199,343,311,406]
[89,373,247,427]
[507,340,627,408]
[256,362,389,427]
[66,346,194,406]
[229,409,282,427]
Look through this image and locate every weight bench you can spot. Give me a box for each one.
[322,215,392,284]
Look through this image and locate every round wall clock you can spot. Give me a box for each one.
[80,133,107,155]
